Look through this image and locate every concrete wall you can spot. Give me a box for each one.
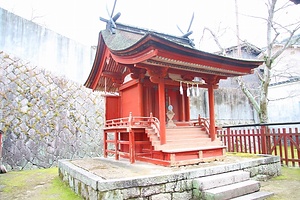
[0,7,96,84]
[190,87,258,126]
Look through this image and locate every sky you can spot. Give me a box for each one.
[0,0,299,52]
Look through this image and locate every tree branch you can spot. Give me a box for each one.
[235,77,260,112]
[200,27,226,55]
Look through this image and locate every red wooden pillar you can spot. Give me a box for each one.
[114,130,119,160]
[129,129,135,163]
[158,78,166,144]
[185,94,190,121]
[180,89,186,121]
[208,83,216,141]
[104,131,108,158]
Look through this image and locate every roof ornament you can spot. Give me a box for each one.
[99,0,121,34]
[176,12,195,47]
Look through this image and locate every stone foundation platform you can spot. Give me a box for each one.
[58,154,281,200]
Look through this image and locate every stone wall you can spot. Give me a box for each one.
[0,51,105,170]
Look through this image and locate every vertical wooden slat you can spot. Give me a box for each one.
[248,129,252,154]
[261,126,267,154]
[295,128,300,167]
[283,128,289,166]
[104,131,108,158]
[278,128,284,165]
[272,128,277,156]
[252,128,257,154]
[227,128,232,152]
[257,128,262,154]
[243,129,247,153]
[238,129,242,152]
[235,130,239,152]
[266,126,271,154]
[290,128,295,167]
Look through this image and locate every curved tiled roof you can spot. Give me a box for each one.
[85,23,264,92]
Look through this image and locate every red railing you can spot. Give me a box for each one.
[191,114,210,137]
[105,112,160,137]
[104,112,161,163]
[218,122,300,167]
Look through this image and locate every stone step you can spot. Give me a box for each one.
[193,171,250,190]
[166,133,209,139]
[165,138,212,143]
[166,128,205,134]
[203,180,260,200]
[154,142,223,151]
[231,191,274,200]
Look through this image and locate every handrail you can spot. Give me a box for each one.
[105,112,160,138]
[191,115,210,137]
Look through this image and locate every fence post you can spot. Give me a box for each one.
[227,127,232,152]
[261,125,267,154]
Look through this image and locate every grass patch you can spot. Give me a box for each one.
[273,166,300,181]
[0,167,82,200]
[226,152,259,158]
[40,176,82,200]
[1,167,57,193]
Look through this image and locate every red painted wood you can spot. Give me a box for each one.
[129,130,135,164]
[120,81,143,117]
[114,131,119,160]
[185,93,190,121]
[208,84,216,141]
[158,78,166,144]
[105,96,120,120]
[181,90,186,121]
[220,126,300,167]
[104,131,108,158]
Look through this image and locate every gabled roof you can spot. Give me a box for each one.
[219,42,262,59]
[85,23,264,92]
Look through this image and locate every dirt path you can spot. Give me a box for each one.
[260,167,300,200]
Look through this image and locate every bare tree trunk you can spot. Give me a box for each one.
[259,0,276,123]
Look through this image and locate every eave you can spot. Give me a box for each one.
[85,30,264,92]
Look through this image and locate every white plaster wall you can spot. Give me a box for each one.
[268,81,300,123]
[268,47,300,123]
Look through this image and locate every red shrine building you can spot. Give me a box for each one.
[85,23,263,166]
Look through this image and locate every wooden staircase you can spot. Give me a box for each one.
[147,127,222,151]
[144,126,226,166]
